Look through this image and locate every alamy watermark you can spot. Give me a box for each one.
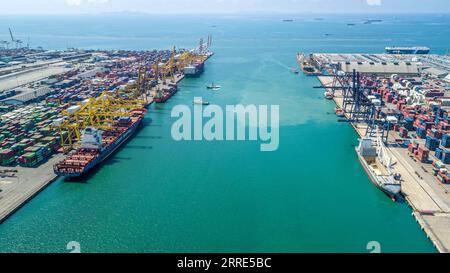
[67,241,81,253]
[367,241,381,253]
[171,98,280,152]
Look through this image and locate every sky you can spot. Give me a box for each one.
[0,0,449,15]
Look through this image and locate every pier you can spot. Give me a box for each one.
[0,40,212,225]
[0,154,65,224]
[318,75,450,253]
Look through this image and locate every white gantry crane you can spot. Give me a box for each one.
[9,28,23,49]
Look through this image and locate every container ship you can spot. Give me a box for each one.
[385,46,430,55]
[355,134,402,201]
[154,84,178,103]
[183,60,205,77]
[53,108,146,178]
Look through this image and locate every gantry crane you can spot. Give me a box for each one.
[160,46,176,81]
[9,28,22,49]
[53,92,145,151]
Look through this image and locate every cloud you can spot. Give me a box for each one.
[366,0,382,6]
[66,0,83,6]
[66,0,109,7]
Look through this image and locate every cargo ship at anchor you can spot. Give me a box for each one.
[54,108,146,178]
[356,133,402,201]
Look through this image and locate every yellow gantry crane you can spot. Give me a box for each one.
[160,46,176,82]
[175,45,209,74]
[53,92,145,152]
[175,50,195,73]
[120,62,152,103]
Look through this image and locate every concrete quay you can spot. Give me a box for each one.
[318,75,450,253]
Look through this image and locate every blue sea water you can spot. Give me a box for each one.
[0,13,449,253]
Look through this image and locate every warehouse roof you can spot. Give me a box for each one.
[422,67,449,78]
[1,86,53,104]
[339,61,420,75]
[445,74,450,83]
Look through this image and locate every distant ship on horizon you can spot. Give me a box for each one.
[385,46,430,54]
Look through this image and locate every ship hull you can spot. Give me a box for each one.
[385,47,430,55]
[154,89,178,103]
[184,62,205,78]
[355,148,401,201]
[55,118,143,178]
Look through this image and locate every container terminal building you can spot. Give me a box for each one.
[311,53,450,78]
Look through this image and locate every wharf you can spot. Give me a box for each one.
[148,73,185,99]
[318,75,450,253]
[0,49,210,227]
[0,154,65,224]
[0,70,187,225]
[0,61,69,92]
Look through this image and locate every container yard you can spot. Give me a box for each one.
[0,37,213,223]
[308,49,450,252]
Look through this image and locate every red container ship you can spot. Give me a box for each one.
[154,84,178,103]
[54,108,146,178]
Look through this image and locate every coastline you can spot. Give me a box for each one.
[0,56,204,225]
[0,154,65,224]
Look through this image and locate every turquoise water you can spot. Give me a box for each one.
[1,14,449,253]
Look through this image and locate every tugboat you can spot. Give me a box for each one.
[206,83,221,90]
[335,108,345,117]
[193,99,210,105]
[355,132,402,201]
[324,91,334,100]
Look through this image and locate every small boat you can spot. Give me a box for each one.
[291,68,299,74]
[206,83,221,90]
[335,108,345,117]
[193,99,210,105]
[324,91,334,100]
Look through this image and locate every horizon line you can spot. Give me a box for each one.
[0,11,450,16]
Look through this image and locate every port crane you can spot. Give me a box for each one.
[197,35,213,55]
[316,70,376,123]
[0,40,10,50]
[174,36,212,74]
[314,69,394,142]
[175,50,195,73]
[123,65,147,100]
[160,46,176,81]
[53,92,145,151]
[9,28,23,49]
[150,58,160,82]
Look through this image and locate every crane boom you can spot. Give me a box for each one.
[9,28,15,42]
